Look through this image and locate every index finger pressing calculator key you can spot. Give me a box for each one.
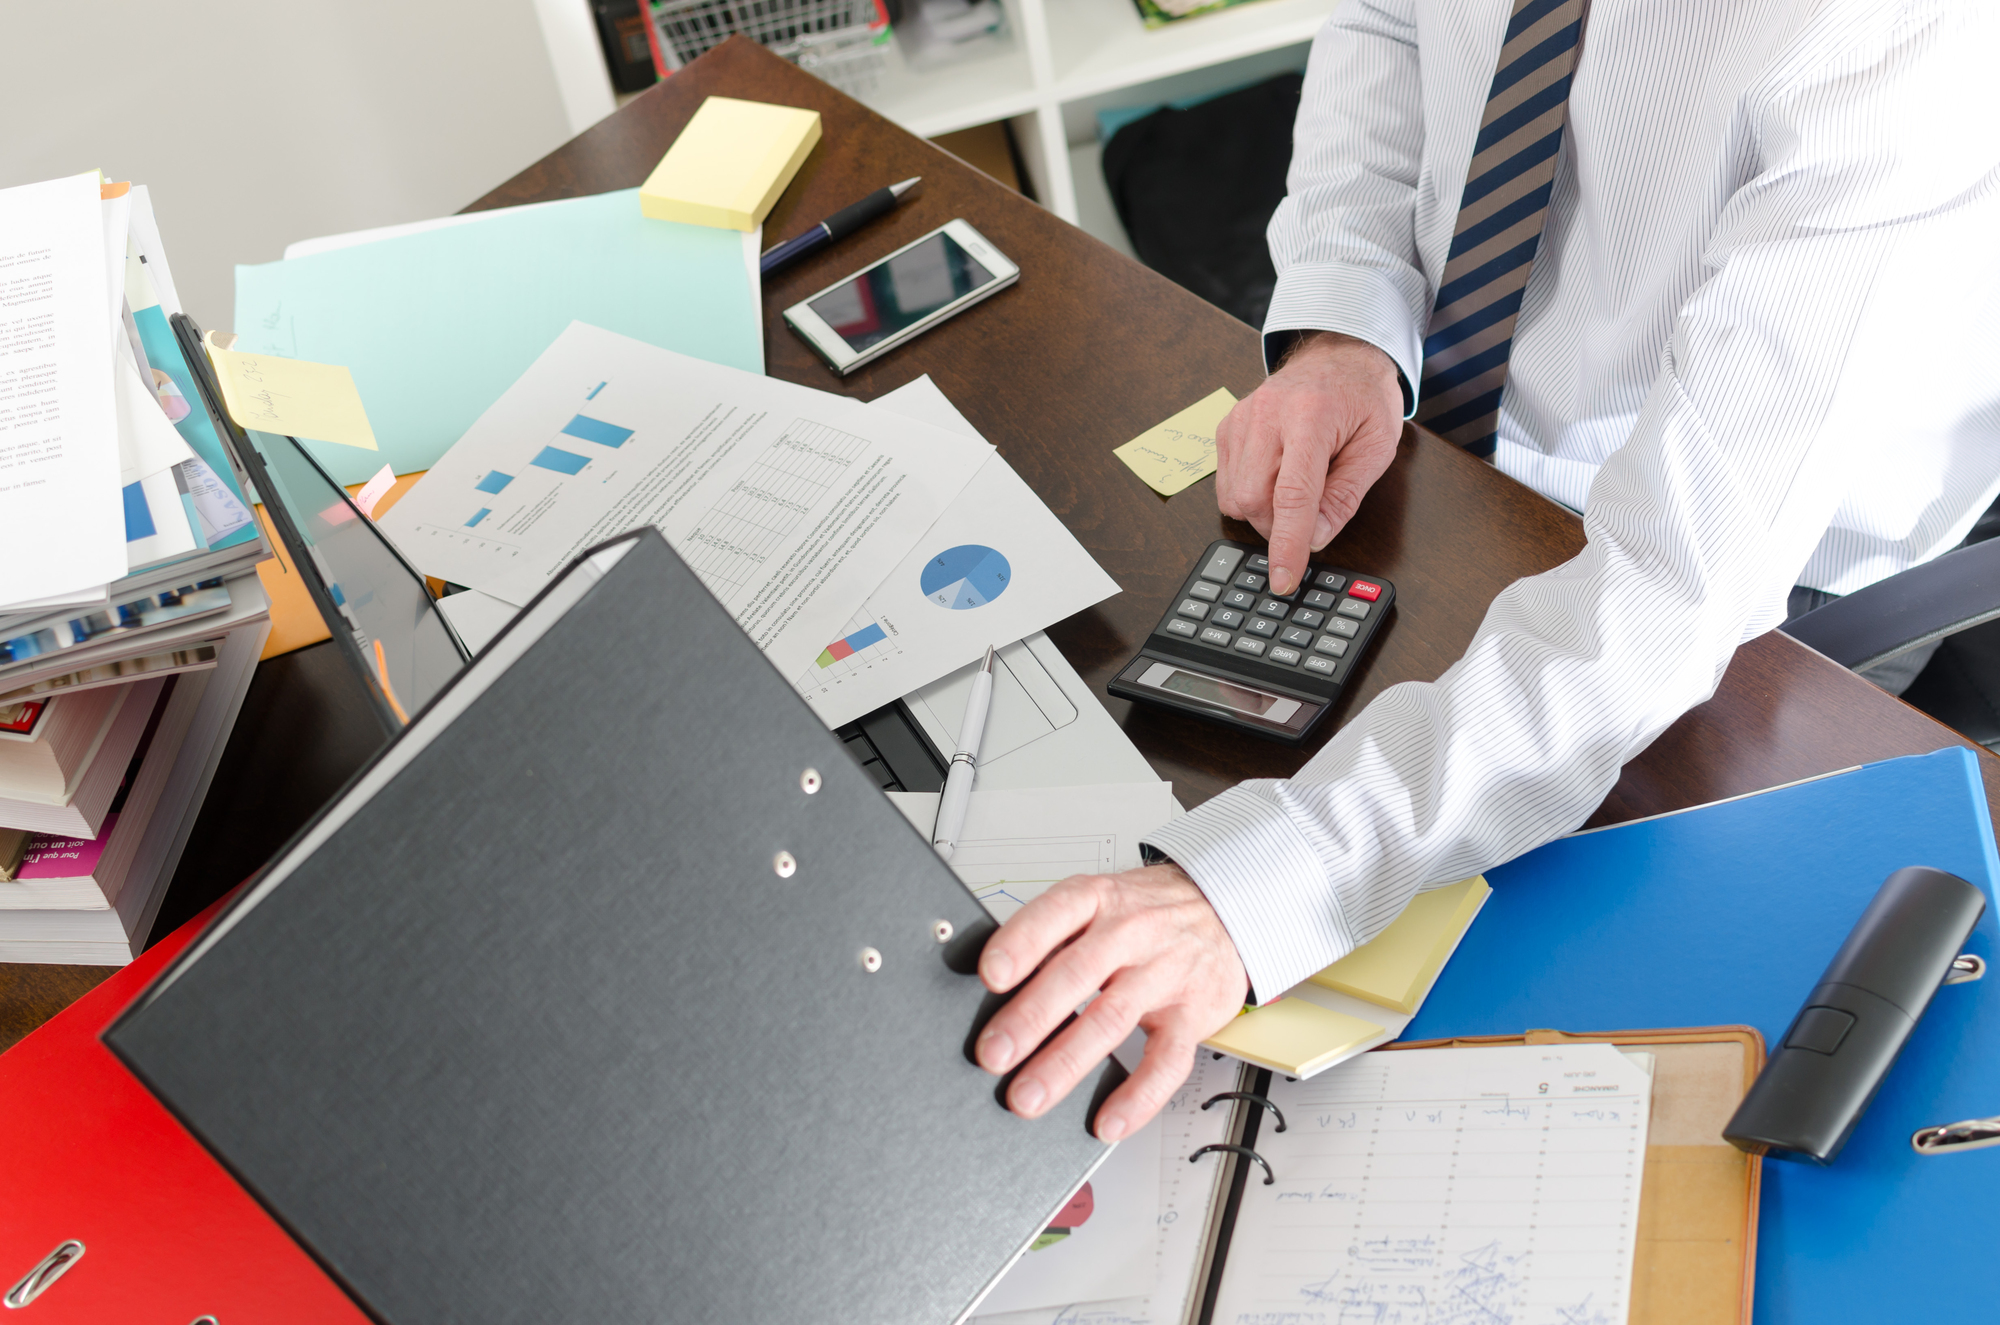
[1108,539,1394,745]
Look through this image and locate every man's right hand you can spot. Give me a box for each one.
[1215,332,1404,594]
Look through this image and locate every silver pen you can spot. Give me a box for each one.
[933,646,997,862]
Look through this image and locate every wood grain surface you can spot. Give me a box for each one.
[6,35,1993,1044]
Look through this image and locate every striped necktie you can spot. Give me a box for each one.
[1413,0,1588,457]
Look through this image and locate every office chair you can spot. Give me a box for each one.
[1783,517,2000,749]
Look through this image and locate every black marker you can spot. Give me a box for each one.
[760,177,920,277]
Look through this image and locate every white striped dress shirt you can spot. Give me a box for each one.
[1143,0,2000,1000]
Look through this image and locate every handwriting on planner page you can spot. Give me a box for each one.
[1213,1045,1651,1325]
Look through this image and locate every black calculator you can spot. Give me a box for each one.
[1108,539,1394,745]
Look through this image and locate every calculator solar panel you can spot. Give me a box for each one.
[1109,540,1393,745]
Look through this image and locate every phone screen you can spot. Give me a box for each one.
[808,231,997,352]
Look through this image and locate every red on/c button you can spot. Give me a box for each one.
[1349,581,1382,601]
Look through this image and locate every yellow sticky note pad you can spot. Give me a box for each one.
[1114,387,1236,496]
[1203,998,1384,1077]
[640,96,822,231]
[206,340,378,451]
[1308,876,1491,1014]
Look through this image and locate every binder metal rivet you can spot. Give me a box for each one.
[860,947,883,973]
[932,919,954,943]
[190,1317,220,1325]
[774,851,797,878]
[1944,953,1986,985]
[800,767,821,795]
[5,1240,85,1309]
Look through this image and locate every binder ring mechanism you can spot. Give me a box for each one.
[1912,1115,2000,1156]
[1202,1091,1287,1132]
[4,1240,84,1308]
[1190,1143,1274,1185]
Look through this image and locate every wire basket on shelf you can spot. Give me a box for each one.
[649,0,894,97]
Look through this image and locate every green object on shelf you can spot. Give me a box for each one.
[1132,0,1272,28]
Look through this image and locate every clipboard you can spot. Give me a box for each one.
[1174,1025,1764,1325]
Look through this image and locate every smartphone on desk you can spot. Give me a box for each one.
[783,218,1018,375]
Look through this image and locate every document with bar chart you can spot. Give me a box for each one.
[379,322,991,676]
[792,377,1121,727]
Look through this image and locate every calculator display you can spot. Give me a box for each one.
[1161,669,1280,716]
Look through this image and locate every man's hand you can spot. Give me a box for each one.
[1215,331,1404,593]
[974,863,1249,1141]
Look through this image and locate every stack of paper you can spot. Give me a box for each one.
[378,325,1122,718]
[0,173,271,963]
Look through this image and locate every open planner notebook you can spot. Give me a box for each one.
[981,1028,1763,1325]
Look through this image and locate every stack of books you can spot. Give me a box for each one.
[0,173,271,963]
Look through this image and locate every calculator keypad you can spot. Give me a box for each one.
[1145,540,1393,685]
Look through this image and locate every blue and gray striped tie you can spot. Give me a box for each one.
[1414,0,1587,457]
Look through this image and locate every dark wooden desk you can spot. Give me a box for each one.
[5,35,1994,1045]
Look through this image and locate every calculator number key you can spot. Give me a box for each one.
[1211,608,1245,629]
[1245,617,1278,638]
[1256,598,1289,618]
[1234,572,1267,592]
[1302,590,1337,610]
[1315,571,1348,592]
[1224,589,1257,610]
[1290,608,1324,628]
[1280,626,1314,648]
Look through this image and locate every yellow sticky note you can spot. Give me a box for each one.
[206,340,378,451]
[1308,876,1491,1014]
[640,96,822,231]
[1114,387,1236,496]
[1204,998,1384,1076]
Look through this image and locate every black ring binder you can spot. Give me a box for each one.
[1189,1143,1274,1185]
[1201,1091,1287,1132]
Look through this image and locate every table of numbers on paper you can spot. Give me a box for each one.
[1210,1044,1652,1325]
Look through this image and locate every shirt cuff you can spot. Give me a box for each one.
[1140,785,1354,1004]
[1262,261,1425,417]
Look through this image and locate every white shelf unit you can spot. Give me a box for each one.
[861,0,1332,226]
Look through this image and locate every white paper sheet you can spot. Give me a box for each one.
[434,588,517,655]
[1211,1044,1653,1325]
[793,375,1121,727]
[124,466,198,569]
[975,1052,1246,1325]
[886,781,1175,919]
[977,1117,1162,1316]
[378,321,991,675]
[0,173,127,606]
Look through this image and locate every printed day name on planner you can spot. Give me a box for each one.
[378,321,991,677]
[1214,1044,1652,1325]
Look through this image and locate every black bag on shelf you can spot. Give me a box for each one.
[1101,73,1303,329]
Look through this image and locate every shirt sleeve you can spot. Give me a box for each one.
[1147,2,2000,1001]
[1264,0,1429,411]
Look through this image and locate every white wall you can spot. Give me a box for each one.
[1,0,614,331]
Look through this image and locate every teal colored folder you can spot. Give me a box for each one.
[1408,747,2000,1325]
[233,189,761,485]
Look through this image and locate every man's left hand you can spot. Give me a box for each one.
[973,863,1249,1141]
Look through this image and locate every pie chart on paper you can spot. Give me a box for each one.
[921,544,1011,610]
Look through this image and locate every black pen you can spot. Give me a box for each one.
[760,177,920,277]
